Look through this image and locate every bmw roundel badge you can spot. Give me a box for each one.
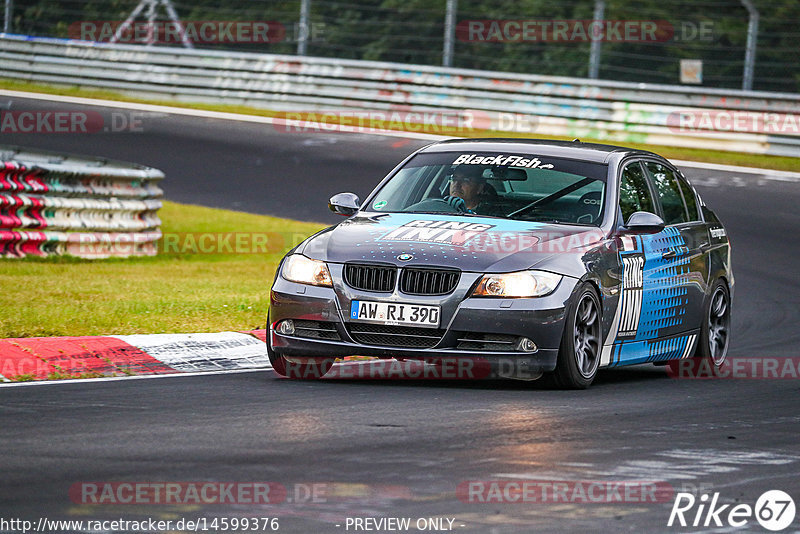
[397,253,414,261]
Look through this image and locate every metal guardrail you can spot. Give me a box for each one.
[1,34,799,157]
[0,144,163,258]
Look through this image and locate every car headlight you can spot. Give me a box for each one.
[472,270,562,298]
[281,254,333,287]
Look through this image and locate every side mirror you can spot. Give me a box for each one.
[328,192,360,216]
[624,211,665,233]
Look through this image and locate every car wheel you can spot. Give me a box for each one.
[547,284,602,389]
[694,279,731,366]
[266,340,333,379]
[266,339,287,376]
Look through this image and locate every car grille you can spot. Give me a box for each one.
[399,268,460,295]
[456,333,518,351]
[346,323,445,348]
[293,320,341,341]
[344,263,397,292]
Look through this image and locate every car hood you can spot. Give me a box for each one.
[300,212,606,274]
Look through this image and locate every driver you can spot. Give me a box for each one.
[443,165,496,214]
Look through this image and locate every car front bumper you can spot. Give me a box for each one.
[268,272,579,374]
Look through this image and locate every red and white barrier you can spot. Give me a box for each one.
[0,330,270,382]
[0,146,164,258]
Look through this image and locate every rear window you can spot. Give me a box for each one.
[645,162,689,225]
[676,174,701,222]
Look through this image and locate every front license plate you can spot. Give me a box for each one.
[350,300,440,328]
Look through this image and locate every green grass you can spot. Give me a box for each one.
[2,78,798,172]
[0,201,325,338]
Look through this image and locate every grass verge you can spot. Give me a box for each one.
[1,78,798,172]
[0,201,325,338]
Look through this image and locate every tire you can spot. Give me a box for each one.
[266,339,287,376]
[694,279,731,367]
[546,283,602,389]
[266,339,333,379]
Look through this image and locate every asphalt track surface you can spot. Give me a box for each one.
[2,95,800,533]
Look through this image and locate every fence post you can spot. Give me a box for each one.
[3,0,12,33]
[588,0,605,79]
[297,0,311,56]
[740,0,759,91]
[443,0,457,67]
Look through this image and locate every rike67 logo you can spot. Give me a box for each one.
[668,490,796,531]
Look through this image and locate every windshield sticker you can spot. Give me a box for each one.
[381,219,494,246]
[453,154,554,169]
[372,200,388,209]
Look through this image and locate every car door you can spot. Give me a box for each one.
[642,161,708,336]
[604,159,702,366]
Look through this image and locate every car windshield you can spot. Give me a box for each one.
[366,151,609,225]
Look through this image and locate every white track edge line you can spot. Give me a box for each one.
[0,89,444,141]
[3,89,798,179]
[0,367,271,388]
[670,159,800,180]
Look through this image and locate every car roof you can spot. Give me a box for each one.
[419,138,667,165]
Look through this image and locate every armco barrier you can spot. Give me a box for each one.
[1,34,799,157]
[0,145,163,258]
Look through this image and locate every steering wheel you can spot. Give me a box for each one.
[402,198,465,213]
